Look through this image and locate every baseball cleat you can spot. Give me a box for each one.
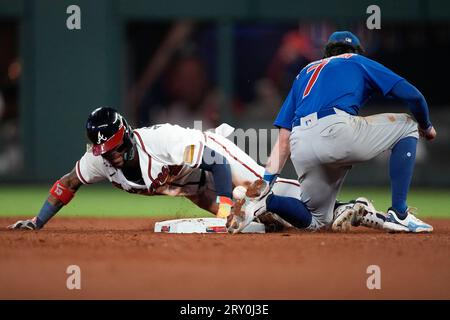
[229,179,271,234]
[331,202,355,232]
[383,207,433,233]
[350,197,375,226]
[332,197,387,231]
[350,197,386,230]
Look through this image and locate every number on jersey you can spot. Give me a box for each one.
[302,53,354,98]
[302,60,329,98]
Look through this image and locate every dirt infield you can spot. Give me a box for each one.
[1,217,449,299]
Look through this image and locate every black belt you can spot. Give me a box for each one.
[292,108,337,128]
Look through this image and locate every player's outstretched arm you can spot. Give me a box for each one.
[389,80,436,141]
[8,167,83,230]
[244,128,292,201]
[264,128,291,185]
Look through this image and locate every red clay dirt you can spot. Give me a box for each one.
[1,217,449,300]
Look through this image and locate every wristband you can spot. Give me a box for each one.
[263,171,279,186]
[50,180,75,205]
[216,196,233,219]
[216,196,233,206]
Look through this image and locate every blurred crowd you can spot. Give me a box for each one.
[1,20,448,177]
[126,21,450,131]
[126,22,337,129]
[0,22,21,175]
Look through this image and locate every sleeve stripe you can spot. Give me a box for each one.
[76,161,90,185]
[274,178,300,187]
[192,142,204,168]
[134,130,155,182]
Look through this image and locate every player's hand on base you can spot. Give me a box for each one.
[419,125,436,141]
[8,219,38,230]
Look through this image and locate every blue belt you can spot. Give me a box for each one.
[292,108,337,128]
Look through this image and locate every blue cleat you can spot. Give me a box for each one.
[383,207,433,233]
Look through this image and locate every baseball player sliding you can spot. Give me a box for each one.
[7,107,315,231]
[234,31,436,234]
[7,107,383,232]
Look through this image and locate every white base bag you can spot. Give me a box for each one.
[154,218,265,234]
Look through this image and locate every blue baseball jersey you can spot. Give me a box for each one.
[274,53,404,130]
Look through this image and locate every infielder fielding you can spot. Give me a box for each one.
[236,31,436,233]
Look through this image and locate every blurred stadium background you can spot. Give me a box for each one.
[0,0,449,218]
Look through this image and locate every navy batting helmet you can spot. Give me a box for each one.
[86,107,135,158]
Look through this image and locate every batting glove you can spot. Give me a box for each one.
[216,196,233,219]
[8,218,39,230]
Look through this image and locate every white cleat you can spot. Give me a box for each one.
[351,197,386,230]
[231,195,270,234]
[229,179,271,234]
[331,202,355,232]
[352,197,376,220]
[332,197,386,231]
[383,207,433,233]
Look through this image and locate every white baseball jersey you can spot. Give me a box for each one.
[75,123,300,198]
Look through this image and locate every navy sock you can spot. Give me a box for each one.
[389,136,417,219]
[266,194,312,229]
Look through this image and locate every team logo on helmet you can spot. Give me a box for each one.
[97,132,108,144]
[86,107,135,158]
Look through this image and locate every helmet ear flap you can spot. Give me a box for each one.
[121,116,133,137]
[119,115,136,161]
